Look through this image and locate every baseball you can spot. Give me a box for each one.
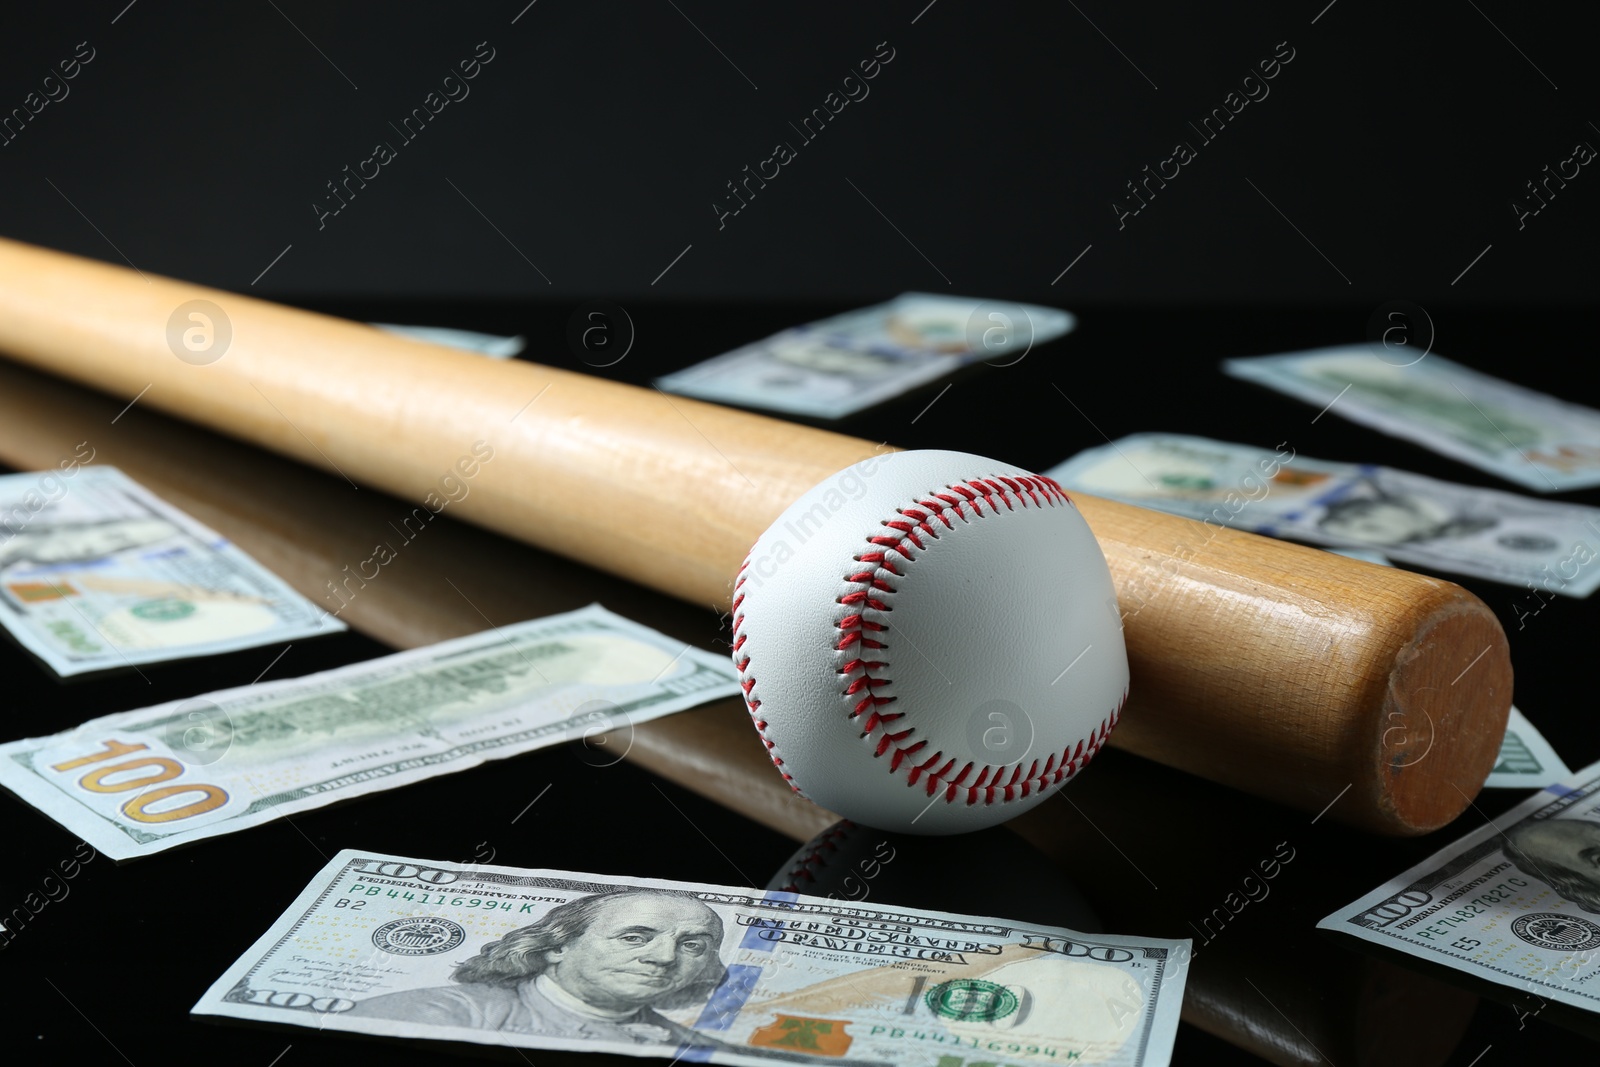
[731,449,1129,834]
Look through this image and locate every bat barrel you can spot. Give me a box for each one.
[0,237,1510,834]
[1083,496,1511,834]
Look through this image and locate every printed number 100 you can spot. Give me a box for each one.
[51,739,228,822]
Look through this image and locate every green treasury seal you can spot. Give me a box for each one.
[925,978,1020,1022]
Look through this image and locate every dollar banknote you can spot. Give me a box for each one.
[0,605,737,859]
[0,464,344,676]
[1319,758,1600,1015]
[1224,347,1600,492]
[657,293,1074,419]
[371,322,526,359]
[1486,706,1573,790]
[192,850,1189,1067]
[1044,433,1600,596]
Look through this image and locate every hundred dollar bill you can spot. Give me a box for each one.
[1224,347,1600,492]
[0,605,736,860]
[372,322,526,359]
[657,293,1074,419]
[0,464,343,676]
[1318,758,1600,1015]
[1044,433,1600,596]
[1486,706,1573,790]
[193,849,1189,1067]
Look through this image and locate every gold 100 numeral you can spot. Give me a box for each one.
[51,739,229,823]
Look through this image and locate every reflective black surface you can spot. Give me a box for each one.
[2,301,1598,1066]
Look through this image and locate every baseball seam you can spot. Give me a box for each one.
[732,557,798,790]
[733,472,1125,808]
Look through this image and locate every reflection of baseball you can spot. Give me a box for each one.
[732,450,1129,834]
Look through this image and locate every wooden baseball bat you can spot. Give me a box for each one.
[0,373,1484,1065]
[0,237,1511,834]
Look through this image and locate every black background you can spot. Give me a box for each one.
[0,1,1595,302]
[1,2,1599,1066]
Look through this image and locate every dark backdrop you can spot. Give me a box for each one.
[0,0,1595,303]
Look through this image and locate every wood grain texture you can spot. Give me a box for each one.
[0,370,1485,1066]
[0,236,1511,833]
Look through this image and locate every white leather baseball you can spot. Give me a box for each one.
[732,450,1129,834]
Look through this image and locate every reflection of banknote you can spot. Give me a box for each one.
[0,605,737,859]
[1319,758,1600,1015]
[193,850,1189,1067]
[1224,347,1600,492]
[1044,433,1600,596]
[657,293,1074,419]
[0,465,343,676]
[371,322,526,359]
[1486,706,1574,789]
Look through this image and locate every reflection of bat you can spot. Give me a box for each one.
[0,238,1511,835]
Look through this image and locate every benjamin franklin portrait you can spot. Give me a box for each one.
[347,888,728,1044]
[1503,819,1600,915]
[0,517,178,569]
[1315,487,1495,548]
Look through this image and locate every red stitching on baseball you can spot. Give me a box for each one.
[731,470,1114,805]
[733,560,799,789]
